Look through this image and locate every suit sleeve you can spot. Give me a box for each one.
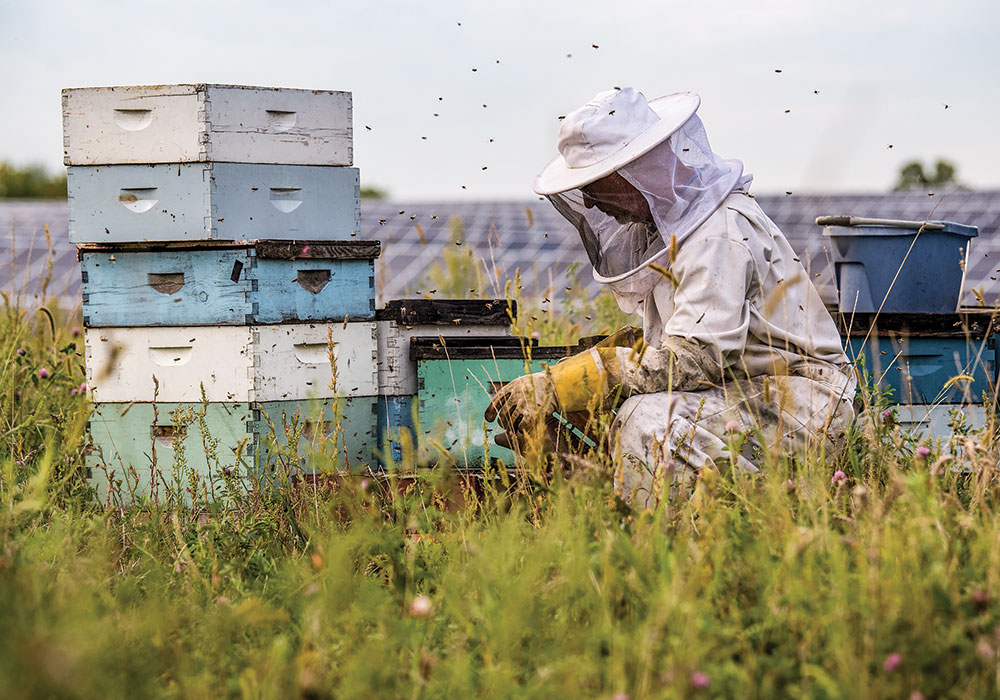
[596,232,758,395]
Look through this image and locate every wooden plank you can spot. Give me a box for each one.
[85,326,254,403]
[67,163,360,243]
[63,84,352,166]
[255,240,379,260]
[258,397,377,474]
[376,299,515,325]
[254,322,377,401]
[86,401,256,502]
[836,312,998,338]
[409,336,576,361]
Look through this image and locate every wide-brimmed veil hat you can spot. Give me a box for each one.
[534,88,700,195]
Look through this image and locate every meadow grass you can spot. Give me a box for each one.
[3,240,1000,699]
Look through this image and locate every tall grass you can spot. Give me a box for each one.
[2,234,1000,698]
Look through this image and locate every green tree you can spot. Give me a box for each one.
[0,162,67,198]
[894,159,961,191]
[360,184,388,199]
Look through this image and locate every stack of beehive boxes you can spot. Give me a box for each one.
[64,84,379,499]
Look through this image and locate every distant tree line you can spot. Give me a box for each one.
[894,159,962,191]
[0,162,67,198]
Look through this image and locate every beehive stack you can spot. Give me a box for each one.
[64,84,379,498]
[374,299,514,464]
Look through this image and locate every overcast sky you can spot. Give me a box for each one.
[1,0,997,200]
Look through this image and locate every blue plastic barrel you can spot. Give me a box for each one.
[820,217,978,313]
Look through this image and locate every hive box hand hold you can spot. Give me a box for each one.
[79,240,379,326]
[67,163,360,243]
[63,84,353,166]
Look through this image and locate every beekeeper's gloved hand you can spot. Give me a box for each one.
[485,348,612,436]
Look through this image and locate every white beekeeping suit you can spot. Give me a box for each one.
[487,87,855,508]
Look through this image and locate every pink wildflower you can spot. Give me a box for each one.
[916,446,931,458]
[883,652,902,672]
[831,470,847,485]
[71,327,81,337]
[725,420,740,432]
[882,408,894,424]
[79,382,87,393]
[611,694,630,700]
[689,671,710,690]
[37,368,50,379]
[360,477,370,491]
[16,348,25,356]
[410,594,433,617]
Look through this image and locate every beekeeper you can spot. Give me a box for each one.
[485,87,856,507]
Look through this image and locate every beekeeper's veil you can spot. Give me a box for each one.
[535,88,752,313]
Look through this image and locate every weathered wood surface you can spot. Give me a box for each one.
[81,247,252,326]
[836,312,999,338]
[254,322,377,402]
[376,299,514,325]
[376,395,414,465]
[255,240,379,260]
[251,257,374,324]
[67,163,360,243]
[409,336,578,361]
[63,84,352,166]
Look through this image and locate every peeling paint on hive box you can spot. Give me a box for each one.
[63,84,353,166]
[67,163,360,243]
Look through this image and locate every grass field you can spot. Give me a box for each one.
[3,246,1000,699]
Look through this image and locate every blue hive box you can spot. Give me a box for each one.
[80,240,378,326]
[837,312,999,403]
[821,217,978,313]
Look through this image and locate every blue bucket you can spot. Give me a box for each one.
[821,217,978,313]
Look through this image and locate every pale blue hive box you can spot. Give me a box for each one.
[67,162,360,243]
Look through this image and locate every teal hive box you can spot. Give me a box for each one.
[837,312,999,403]
[411,336,585,468]
[821,217,978,313]
[80,240,379,327]
[86,401,256,503]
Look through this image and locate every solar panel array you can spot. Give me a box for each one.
[3,188,1000,311]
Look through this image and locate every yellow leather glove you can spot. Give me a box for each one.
[485,348,611,435]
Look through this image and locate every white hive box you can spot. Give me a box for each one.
[67,162,359,243]
[85,326,254,403]
[254,322,377,402]
[85,322,377,403]
[63,84,352,166]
